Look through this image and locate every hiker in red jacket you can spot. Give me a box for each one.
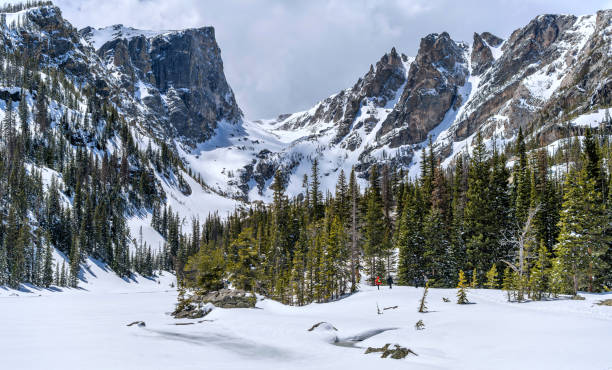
[375,276,381,290]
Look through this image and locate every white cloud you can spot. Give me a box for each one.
[39,0,612,119]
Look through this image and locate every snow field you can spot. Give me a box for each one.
[2,280,611,370]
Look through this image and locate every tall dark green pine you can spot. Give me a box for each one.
[310,159,323,221]
[42,243,54,288]
[555,167,608,294]
[514,127,531,226]
[464,131,494,279]
[397,185,425,285]
[348,167,360,292]
[364,165,386,283]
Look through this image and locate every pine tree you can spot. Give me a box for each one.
[529,241,550,300]
[42,244,54,287]
[69,239,80,288]
[397,186,425,285]
[549,258,566,298]
[470,268,478,288]
[457,270,469,304]
[364,165,386,283]
[485,264,498,289]
[35,84,49,132]
[0,242,8,285]
[514,127,531,225]
[555,167,608,295]
[310,159,323,221]
[229,228,259,291]
[464,131,496,278]
[502,267,514,301]
[60,261,67,287]
[348,167,360,292]
[54,262,60,286]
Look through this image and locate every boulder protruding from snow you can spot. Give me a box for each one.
[126,321,146,327]
[365,344,418,359]
[173,289,256,319]
[308,322,338,332]
[198,289,257,308]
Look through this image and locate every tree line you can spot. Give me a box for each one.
[181,124,612,304]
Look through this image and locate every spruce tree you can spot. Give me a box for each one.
[529,241,550,300]
[0,242,8,285]
[471,268,478,288]
[464,131,495,278]
[42,244,54,287]
[348,167,360,292]
[457,270,469,304]
[502,267,514,301]
[555,167,608,295]
[485,264,498,289]
[229,228,259,291]
[364,165,386,283]
[60,261,67,287]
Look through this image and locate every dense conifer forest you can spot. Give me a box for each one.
[0,7,190,287]
[180,124,612,304]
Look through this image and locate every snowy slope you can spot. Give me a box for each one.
[178,11,610,200]
[2,284,611,370]
[82,24,173,50]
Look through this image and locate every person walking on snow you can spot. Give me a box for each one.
[375,276,381,290]
[387,275,393,289]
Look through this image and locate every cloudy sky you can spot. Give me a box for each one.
[52,0,611,120]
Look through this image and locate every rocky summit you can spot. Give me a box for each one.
[81,24,242,145]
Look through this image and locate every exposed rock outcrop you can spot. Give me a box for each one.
[83,25,242,144]
[377,32,468,147]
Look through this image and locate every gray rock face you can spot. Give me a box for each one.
[471,32,494,75]
[254,10,611,200]
[89,25,242,144]
[279,48,407,146]
[198,289,256,308]
[377,32,468,147]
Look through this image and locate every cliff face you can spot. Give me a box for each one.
[377,32,469,148]
[18,4,610,203]
[82,25,242,144]
[226,10,611,200]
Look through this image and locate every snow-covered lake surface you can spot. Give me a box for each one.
[2,268,611,370]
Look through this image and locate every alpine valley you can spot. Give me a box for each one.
[1,2,612,370]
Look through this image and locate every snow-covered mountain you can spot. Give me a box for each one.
[0,2,610,251]
[177,10,611,201]
[0,3,240,255]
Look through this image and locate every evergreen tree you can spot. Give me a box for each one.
[470,267,478,288]
[457,270,469,304]
[529,241,550,300]
[485,264,498,289]
[364,165,386,283]
[42,243,54,287]
[310,159,323,221]
[229,228,259,291]
[0,242,8,285]
[555,167,608,295]
[502,267,514,301]
[348,167,360,292]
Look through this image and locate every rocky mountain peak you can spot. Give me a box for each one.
[359,47,406,101]
[376,32,468,147]
[480,32,503,47]
[471,33,494,75]
[86,24,242,144]
[414,32,465,72]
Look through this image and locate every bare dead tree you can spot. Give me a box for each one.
[501,205,540,301]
